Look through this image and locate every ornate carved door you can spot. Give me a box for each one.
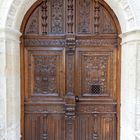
[21,0,121,140]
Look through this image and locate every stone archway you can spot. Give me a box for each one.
[0,0,140,140]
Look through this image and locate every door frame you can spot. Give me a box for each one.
[20,0,121,139]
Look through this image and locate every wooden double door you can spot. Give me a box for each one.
[21,0,120,140]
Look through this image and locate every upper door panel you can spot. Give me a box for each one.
[24,47,65,102]
[75,46,117,101]
[24,0,118,35]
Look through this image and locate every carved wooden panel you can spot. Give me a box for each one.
[25,7,40,34]
[25,0,65,35]
[76,104,116,114]
[33,55,58,94]
[24,36,117,47]
[66,0,75,33]
[46,115,65,140]
[75,112,117,140]
[75,47,115,100]
[24,0,117,35]
[24,115,42,140]
[100,114,117,140]
[25,104,65,114]
[42,0,48,34]
[76,0,92,34]
[99,6,116,34]
[24,47,65,101]
[75,115,93,140]
[25,114,65,140]
[82,54,110,95]
[49,0,64,34]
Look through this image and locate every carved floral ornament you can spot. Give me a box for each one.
[24,0,118,35]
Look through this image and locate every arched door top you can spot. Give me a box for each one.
[21,0,121,36]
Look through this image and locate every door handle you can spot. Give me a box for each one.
[75,96,79,102]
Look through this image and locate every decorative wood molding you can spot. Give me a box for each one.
[42,0,48,34]
[77,0,91,34]
[24,37,117,47]
[24,38,66,46]
[67,0,75,33]
[50,0,64,34]
[94,0,100,34]
[92,114,98,140]
[65,104,76,140]
[76,104,116,113]
[25,105,65,114]
[65,36,75,96]
[66,36,76,52]
[42,112,48,140]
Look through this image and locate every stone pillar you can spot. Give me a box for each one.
[135,33,140,140]
[121,30,140,140]
[0,27,21,140]
[0,28,7,140]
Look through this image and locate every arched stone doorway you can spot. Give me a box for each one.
[0,0,140,140]
[20,0,121,139]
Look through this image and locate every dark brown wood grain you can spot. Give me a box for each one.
[20,0,121,140]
